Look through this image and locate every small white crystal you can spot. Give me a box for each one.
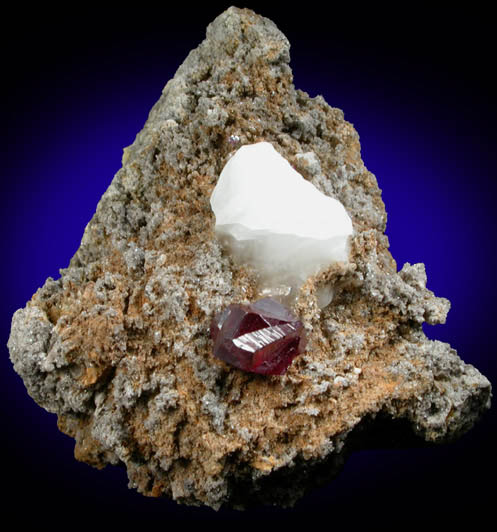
[316,284,335,309]
[210,142,353,301]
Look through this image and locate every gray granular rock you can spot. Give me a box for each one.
[7,7,491,510]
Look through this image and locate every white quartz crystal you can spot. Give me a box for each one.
[210,142,353,303]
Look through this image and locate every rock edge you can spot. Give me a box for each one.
[8,7,491,509]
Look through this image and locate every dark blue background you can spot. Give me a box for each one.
[1,3,494,526]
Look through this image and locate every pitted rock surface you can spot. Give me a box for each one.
[7,7,491,509]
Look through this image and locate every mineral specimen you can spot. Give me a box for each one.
[211,298,306,375]
[7,6,491,510]
[210,141,353,301]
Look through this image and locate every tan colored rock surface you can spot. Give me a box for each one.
[7,7,491,509]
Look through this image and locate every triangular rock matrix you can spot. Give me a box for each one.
[7,7,491,509]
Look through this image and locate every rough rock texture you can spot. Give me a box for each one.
[7,7,491,510]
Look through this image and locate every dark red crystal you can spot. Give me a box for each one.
[210,298,306,375]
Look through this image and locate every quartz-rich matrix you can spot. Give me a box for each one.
[7,7,491,510]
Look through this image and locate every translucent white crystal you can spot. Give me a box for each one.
[210,142,353,302]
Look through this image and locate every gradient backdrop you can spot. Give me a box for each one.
[2,3,495,526]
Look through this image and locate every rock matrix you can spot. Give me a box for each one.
[7,7,491,510]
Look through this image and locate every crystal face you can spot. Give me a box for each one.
[210,141,353,302]
[210,298,306,375]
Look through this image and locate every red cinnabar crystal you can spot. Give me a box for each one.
[210,298,306,375]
